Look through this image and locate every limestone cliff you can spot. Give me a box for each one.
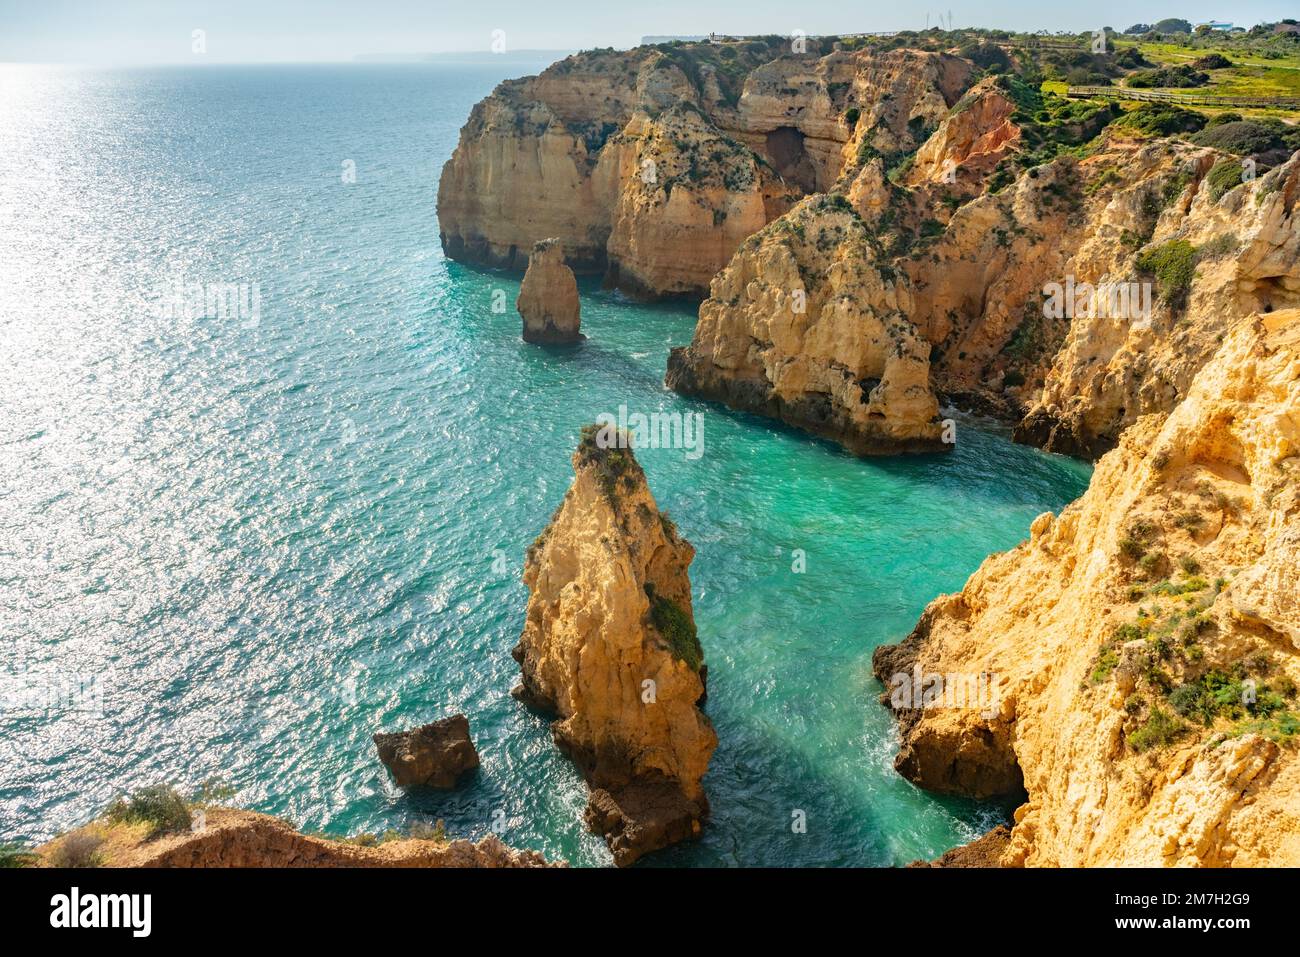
[598,104,797,297]
[671,114,1299,457]
[1015,149,1300,456]
[517,239,583,343]
[665,194,947,454]
[37,808,556,868]
[874,310,1300,866]
[437,42,973,298]
[513,425,716,865]
[904,78,1021,206]
[444,43,1298,457]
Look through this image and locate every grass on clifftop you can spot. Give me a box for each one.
[335,820,447,847]
[1113,103,1208,137]
[578,422,643,501]
[0,842,39,868]
[1110,31,1300,118]
[1090,552,1300,754]
[1192,117,1300,155]
[983,73,1116,191]
[104,784,193,838]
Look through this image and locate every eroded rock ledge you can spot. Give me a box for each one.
[876,311,1300,866]
[37,808,557,868]
[512,425,716,865]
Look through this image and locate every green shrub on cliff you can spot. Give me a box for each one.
[190,775,236,805]
[104,784,192,838]
[50,831,105,868]
[1135,239,1197,308]
[1119,536,1146,560]
[578,423,641,500]
[1191,119,1300,155]
[1126,65,1209,88]
[1090,643,1121,683]
[992,75,1115,178]
[0,842,38,868]
[1113,103,1207,137]
[646,584,703,671]
[1228,711,1300,745]
[1128,707,1184,752]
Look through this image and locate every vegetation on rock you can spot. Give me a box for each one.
[104,784,193,838]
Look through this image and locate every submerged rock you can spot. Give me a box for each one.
[373,714,480,789]
[517,239,583,343]
[512,424,716,865]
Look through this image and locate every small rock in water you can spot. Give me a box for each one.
[373,714,480,789]
[517,238,583,344]
[584,779,707,868]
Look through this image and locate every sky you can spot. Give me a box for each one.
[0,0,1293,64]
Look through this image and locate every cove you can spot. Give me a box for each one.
[0,63,1091,866]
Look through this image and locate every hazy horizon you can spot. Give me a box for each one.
[0,0,1295,65]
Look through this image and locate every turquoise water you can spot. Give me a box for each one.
[0,62,1091,866]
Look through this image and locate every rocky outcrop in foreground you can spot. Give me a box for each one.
[38,808,556,868]
[875,311,1300,866]
[517,239,583,343]
[908,825,1012,867]
[373,714,480,789]
[513,425,716,865]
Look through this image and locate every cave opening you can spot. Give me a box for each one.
[764,126,818,193]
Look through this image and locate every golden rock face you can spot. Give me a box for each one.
[513,431,716,865]
[436,45,971,300]
[517,239,583,343]
[441,41,1300,867]
[875,311,1300,866]
[666,196,948,455]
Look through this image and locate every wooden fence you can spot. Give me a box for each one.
[1067,85,1300,110]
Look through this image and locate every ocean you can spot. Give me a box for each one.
[0,59,1091,866]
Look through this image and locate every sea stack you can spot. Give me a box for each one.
[517,239,583,344]
[373,714,480,789]
[512,424,716,865]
